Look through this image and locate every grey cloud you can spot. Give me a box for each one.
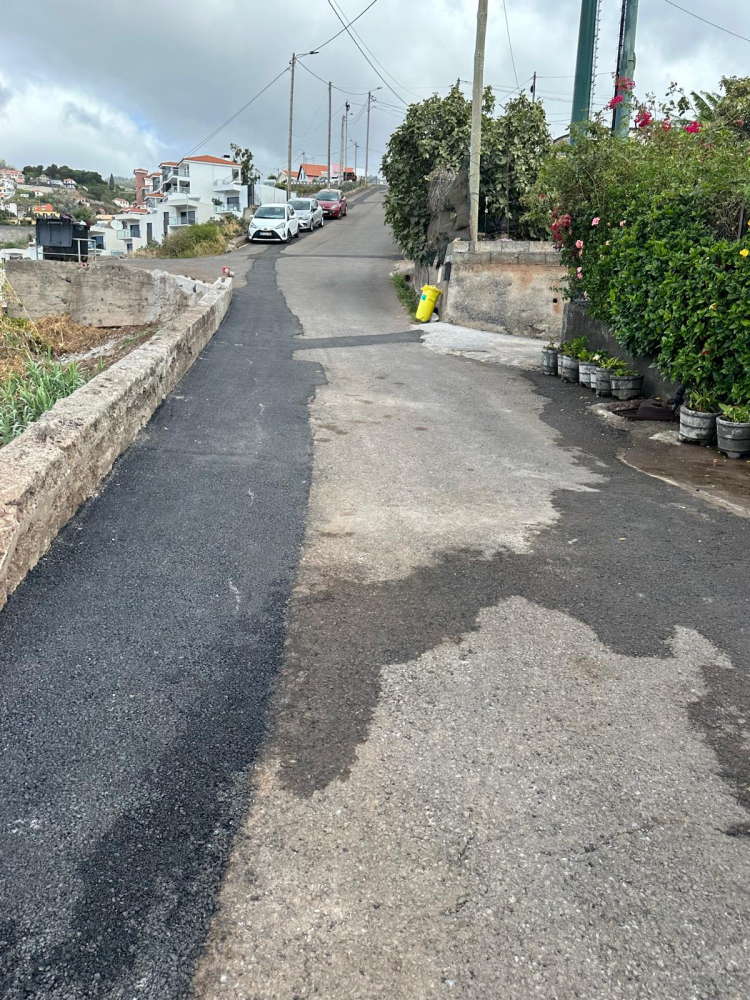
[0,0,747,172]
[0,81,12,112]
[63,102,102,130]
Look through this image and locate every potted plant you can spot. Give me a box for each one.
[594,356,625,397]
[558,336,586,383]
[609,367,644,401]
[578,349,603,389]
[540,337,558,376]
[717,403,750,459]
[679,389,720,444]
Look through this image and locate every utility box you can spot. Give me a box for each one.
[36,217,90,262]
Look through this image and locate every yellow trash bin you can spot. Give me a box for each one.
[415,284,443,323]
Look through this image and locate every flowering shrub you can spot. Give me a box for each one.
[524,76,750,403]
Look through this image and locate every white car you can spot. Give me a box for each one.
[248,204,300,243]
[287,197,324,232]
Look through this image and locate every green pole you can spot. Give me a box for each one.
[570,0,598,135]
[613,0,639,136]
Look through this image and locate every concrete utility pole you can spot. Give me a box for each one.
[570,0,598,134]
[468,0,489,245]
[354,142,358,180]
[287,50,318,198]
[365,92,371,186]
[327,81,332,184]
[339,113,346,186]
[613,0,639,136]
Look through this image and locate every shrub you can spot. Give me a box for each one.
[159,222,226,258]
[0,354,88,446]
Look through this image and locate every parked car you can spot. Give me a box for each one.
[287,197,324,231]
[317,189,347,219]
[248,203,300,242]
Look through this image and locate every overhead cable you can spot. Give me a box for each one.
[325,0,408,105]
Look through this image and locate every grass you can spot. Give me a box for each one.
[392,273,418,316]
[0,353,88,446]
[135,215,244,259]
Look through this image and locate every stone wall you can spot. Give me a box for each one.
[5,259,213,326]
[563,301,679,401]
[442,240,567,339]
[0,275,232,611]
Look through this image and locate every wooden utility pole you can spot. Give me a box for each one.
[531,71,537,102]
[468,0,489,245]
[354,142,358,179]
[327,81,333,184]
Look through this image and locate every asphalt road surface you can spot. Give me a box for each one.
[2,189,750,1000]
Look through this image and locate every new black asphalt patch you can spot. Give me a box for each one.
[0,251,323,999]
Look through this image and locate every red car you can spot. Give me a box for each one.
[317,189,347,219]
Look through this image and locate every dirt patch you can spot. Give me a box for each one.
[1,313,158,379]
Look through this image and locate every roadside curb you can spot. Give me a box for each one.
[0,276,232,611]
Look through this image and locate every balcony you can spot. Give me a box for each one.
[213,205,242,215]
[214,175,242,192]
[168,216,196,227]
[117,229,140,240]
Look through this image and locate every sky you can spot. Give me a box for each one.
[0,0,748,180]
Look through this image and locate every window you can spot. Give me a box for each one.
[129,224,140,238]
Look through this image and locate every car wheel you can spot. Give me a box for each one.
[283,229,290,243]
[294,226,300,238]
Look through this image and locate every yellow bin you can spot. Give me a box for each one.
[415,284,442,323]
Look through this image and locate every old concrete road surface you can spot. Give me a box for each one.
[3,188,750,1000]
[194,189,750,1000]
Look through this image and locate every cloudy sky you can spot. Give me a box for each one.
[0,0,748,179]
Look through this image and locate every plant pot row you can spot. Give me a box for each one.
[541,348,643,401]
[679,407,750,459]
[541,346,750,459]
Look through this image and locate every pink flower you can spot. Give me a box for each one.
[591,217,600,226]
[607,94,625,110]
[635,109,653,128]
[685,121,701,134]
[619,220,627,227]
[662,119,672,131]
[575,239,584,249]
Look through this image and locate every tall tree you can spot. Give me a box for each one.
[108,173,115,191]
[229,144,260,186]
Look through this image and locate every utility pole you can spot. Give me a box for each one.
[531,71,537,102]
[570,0,598,135]
[613,0,639,136]
[354,142,358,180]
[365,91,371,186]
[287,53,296,199]
[339,112,346,186]
[287,49,319,198]
[468,0,488,245]
[327,81,332,184]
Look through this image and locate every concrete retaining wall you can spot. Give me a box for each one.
[5,259,214,326]
[563,301,679,401]
[442,240,567,339]
[0,274,232,611]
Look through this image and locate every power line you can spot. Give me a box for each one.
[314,0,381,51]
[329,0,423,99]
[501,0,520,89]
[662,0,750,43]
[325,0,408,105]
[182,66,290,159]
[295,58,372,96]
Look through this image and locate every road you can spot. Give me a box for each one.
[2,189,750,999]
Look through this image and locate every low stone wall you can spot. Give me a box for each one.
[563,301,679,401]
[0,274,232,611]
[441,240,566,339]
[5,259,213,326]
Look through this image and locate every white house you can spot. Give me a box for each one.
[63,178,77,189]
